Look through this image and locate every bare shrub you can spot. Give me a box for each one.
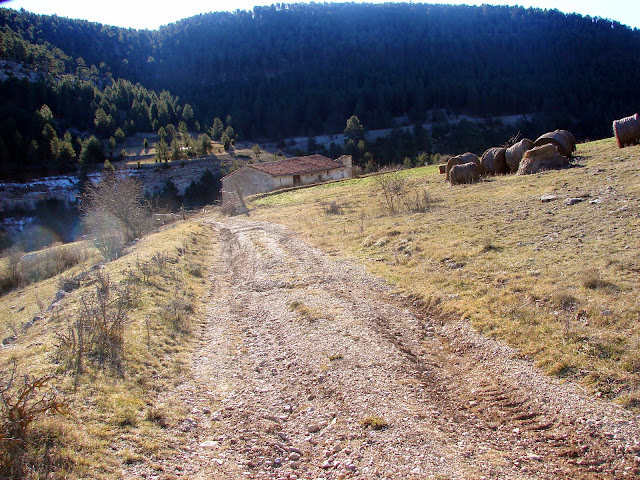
[57,274,80,293]
[400,187,433,213]
[375,168,406,215]
[176,241,187,257]
[55,271,130,374]
[21,245,84,285]
[163,271,193,333]
[84,211,124,260]
[581,268,610,290]
[502,131,522,148]
[323,201,343,215]
[360,415,388,430]
[220,202,237,216]
[81,173,152,260]
[1,245,86,295]
[376,170,434,215]
[552,290,579,337]
[187,262,204,278]
[552,290,579,311]
[145,406,168,428]
[136,258,153,283]
[164,293,194,333]
[0,361,67,480]
[222,183,248,217]
[82,270,129,370]
[151,252,169,273]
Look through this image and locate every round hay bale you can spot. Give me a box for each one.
[533,131,573,158]
[457,152,482,175]
[445,153,480,180]
[449,162,480,185]
[505,138,534,173]
[445,156,465,180]
[480,147,508,175]
[613,113,640,148]
[516,144,569,175]
[555,129,577,152]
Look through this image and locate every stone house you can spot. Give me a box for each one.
[221,154,352,207]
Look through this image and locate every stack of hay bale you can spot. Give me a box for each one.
[446,152,482,185]
[518,130,575,175]
[442,129,576,184]
[505,138,534,173]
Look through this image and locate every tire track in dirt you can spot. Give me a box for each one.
[129,217,640,479]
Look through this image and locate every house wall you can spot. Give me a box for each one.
[222,165,351,206]
[221,166,274,205]
[273,167,350,189]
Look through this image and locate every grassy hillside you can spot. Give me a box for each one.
[0,216,219,478]
[249,138,640,406]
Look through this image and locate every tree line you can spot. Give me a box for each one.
[2,3,640,173]
[0,74,195,177]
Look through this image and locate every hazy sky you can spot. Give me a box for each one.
[4,0,640,30]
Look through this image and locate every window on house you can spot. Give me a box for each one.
[293,175,301,185]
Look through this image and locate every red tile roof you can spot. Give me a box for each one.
[248,155,345,177]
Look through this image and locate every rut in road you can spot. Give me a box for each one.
[134,218,640,479]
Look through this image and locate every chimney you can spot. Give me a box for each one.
[337,155,352,169]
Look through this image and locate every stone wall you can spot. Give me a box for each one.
[132,157,223,196]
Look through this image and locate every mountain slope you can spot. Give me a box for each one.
[3,3,640,141]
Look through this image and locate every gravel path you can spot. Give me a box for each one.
[129,217,640,479]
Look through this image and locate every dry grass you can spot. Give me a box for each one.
[0,214,219,478]
[249,138,640,405]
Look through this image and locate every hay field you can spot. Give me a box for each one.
[249,138,640,406]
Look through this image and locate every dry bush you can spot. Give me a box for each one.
[581,268,610,290]
[151,252,169,274]
[55,270,132,375]
[136,258,153,284]
[400,186,433,213]
[0,361,67,480]
[376,170,434,215]
[375,169,406,215]
[360,415,388,430]
[187,262,205,278]
[164,294,194,333]
[323,201,343,215]
[81,173,152,260]
[552,290,579,311]
[0,244,87,295]
[145,406,168,428]
[220,202,237,216]
[84,211,124,260]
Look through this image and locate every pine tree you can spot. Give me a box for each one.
[210,117,224,141]
[344,115,365,142]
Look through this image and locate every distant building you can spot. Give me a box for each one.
[221,154,352,209]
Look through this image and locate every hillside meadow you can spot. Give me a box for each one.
[249,138,640,406]
[0,217,220,478]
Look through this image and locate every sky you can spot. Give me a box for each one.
[3,0,639,31]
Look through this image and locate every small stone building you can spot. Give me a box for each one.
[222,154,352,208]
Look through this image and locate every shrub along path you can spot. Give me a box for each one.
[126,217,640,479]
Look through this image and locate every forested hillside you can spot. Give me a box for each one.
[2,3,640,175]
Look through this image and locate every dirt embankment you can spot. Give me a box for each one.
[127,217,640,479]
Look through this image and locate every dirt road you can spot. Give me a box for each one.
[133,217,640,479]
